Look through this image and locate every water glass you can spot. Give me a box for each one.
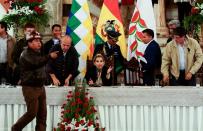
[154,78,160,88]
[1,78,6,85]
[196,78,201,87]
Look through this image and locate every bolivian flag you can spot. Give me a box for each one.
[95,0,127,58]
[66,0,94,77]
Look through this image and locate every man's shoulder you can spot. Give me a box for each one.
[50,43,60,51]
[150,40,161,49]
[95,43,105,48]
[20,48,28,58]
[94,44,105,52]
[165,40,175,48]
[186,37,199,46]
[114,44,120,48]
[69,46,78,53]
[16,38,24,42]
[16,38,27,47]
[7,34,15,41]
[44,39,53,45]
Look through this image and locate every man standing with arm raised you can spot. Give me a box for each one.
[12,31,58,131]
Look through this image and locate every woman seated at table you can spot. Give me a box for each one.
[85,53,113,86]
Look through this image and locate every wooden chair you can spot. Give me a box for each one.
[196,64,203,86]
[124,57,142,86]
[86,56,94,73]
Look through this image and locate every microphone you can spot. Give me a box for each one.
[187,48,190,52]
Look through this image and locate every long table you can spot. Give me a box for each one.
[0,86,203,131]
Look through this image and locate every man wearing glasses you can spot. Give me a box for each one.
[93,30,125,85]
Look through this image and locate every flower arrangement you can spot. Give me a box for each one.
[54,82,105,131]
[183,1,203,40]
[1,0,50,28]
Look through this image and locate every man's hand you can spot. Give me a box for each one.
[64,78,70,86]
[88,79,94,85]
[50,74,60,86]
[50,51,59,59]
[64,75,72,86]
[163,75,169,84]
[185,72,192,80]
[52,77,60,86]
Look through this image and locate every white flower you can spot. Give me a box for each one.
[62,117,96,130]
[200,10,203,15]
[7,6,34,16]
[87,125,95,131]
[197,3,203,10]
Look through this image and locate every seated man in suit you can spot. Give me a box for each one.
[140,28,162,86]
[93,30,125,85]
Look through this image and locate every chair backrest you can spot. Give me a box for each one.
[104,55,115,85]
[196,64,203,86]
[124,57,142,86]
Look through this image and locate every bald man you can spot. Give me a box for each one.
[46,35,79,86]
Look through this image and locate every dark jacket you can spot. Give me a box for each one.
[20,48,49,87]
[141,40,161,71]
[12,38,44,85]
[43,39,60,55]
[12,38,44,65]
[141,40,162,85]
[12,38,27,65]
[47,44,79,85]
[85,66,112,86]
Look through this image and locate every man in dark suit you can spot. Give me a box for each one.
[93,30,125,85]
[140,28,162,86]
[43,24,62,55]
[47,35,79,86]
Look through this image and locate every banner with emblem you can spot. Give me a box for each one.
[95,0,126,58]
[127,0,156,62]
[66,0,94,77]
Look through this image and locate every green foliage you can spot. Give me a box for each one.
[183,2,203,41]
[183,14,202,41]
[1,0,50,29]
[184,14,203,30]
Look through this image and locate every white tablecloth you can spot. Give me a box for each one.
[0,86,203,131]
